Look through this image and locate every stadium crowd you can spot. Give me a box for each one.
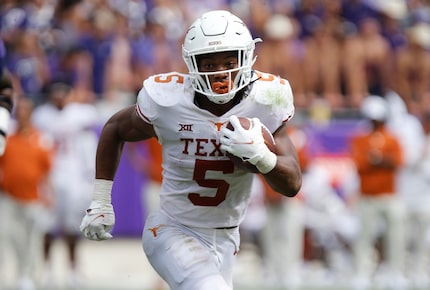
[1,0,430,290]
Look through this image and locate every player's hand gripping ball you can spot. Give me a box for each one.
[221,116,276,173]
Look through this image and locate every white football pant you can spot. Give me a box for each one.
[142,210,238,290]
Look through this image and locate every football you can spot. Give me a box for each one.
[225,117,277,173]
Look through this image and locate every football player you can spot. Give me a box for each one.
[0,38,14,156]
[32,83,99,287]
[80,10,302,290]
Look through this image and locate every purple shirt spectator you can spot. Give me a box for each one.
[78,34,113,97]
[6,51,44,101]
[294,1,325,39]
[341,0,378,33]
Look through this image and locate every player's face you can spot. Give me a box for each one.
[197,51,239,94]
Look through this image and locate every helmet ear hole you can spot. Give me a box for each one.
[182,10,259,104]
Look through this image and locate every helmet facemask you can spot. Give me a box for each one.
[187,48,256,104]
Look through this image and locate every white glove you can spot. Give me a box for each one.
[220,116,277,174]
[80,180,115,241]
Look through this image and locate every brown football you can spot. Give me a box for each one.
[225,117,277,173]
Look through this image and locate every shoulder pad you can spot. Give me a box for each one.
[143,72,192,107]
[252,71,294,110]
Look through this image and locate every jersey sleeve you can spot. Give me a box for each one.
[252,71,296,132]
[255,73,294,117]
[136,85,158,124]
[136,72,187,124]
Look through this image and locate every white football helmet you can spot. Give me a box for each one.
[182,10,261,104]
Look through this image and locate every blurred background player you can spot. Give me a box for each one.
[259,121,308,289]
[32,83,99,288]
[0,97,53,290]
[386,91,430,288]
[349,95,406,290]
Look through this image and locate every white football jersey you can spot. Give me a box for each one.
[136,71,294,228]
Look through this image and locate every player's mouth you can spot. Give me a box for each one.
[212,80,233,94]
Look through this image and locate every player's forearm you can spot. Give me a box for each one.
[95,122,125,180]
[263,155,302,197]
[262,125,302,197]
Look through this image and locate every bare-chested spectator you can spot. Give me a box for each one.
[101,10,135,94]
[393,23,430,118]
[406,0,430,26]
[373,1,408,51]
[342,16,391,108]
[299,0,345,109]
[254,14,306,108]
[340,0,377,32]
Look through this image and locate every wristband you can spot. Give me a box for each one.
[93,179,113,204]
[256,150,277,174]
[0,106,10,136]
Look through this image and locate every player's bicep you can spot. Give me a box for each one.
[106,105,155,142]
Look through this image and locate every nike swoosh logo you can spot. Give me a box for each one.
[90,214,105,225]
[233,140,254,145]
